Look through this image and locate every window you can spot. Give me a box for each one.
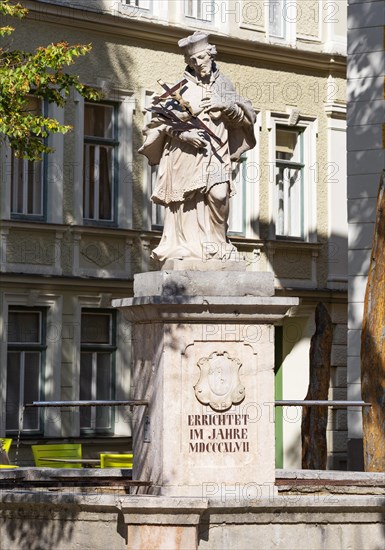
[268,112,316,242]
[10,97,45,219]
[6,308,46,434]
[275,128,304,239]
[80,311,116,433]
[122,0,150,8]
[268,0,296,43]
[269,0,286,38]
[151,166,164,228]
[185,0,214,22]
[228,155,247,235]
[83,103,118,223]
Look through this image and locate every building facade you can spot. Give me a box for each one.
[347,0,385,470]
[0,0,348,468]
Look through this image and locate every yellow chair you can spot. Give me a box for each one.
[0,465,19,469]
[32,444,82,468]
[0,438,12,454]
[100,453,133,468]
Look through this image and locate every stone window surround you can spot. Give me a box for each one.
[79,308,116,435]
[117,0,165,19]
[73,88,136,229]
[231,110,262,239]
[83,102,119,223]
[6,307,46,435]
[0,292,63,438]
[175,0,225,32]
[69,296,131,438]
[266,110,318,244]
[239,1,326,47]
[0,102,64,226]
[266,0,296,47]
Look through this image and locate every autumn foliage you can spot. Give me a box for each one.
[0,0,99,159]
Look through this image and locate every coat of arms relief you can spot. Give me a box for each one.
[194,351,245,411]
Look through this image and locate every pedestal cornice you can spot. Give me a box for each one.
[113,295,299,323]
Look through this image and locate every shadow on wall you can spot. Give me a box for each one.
[346,0,385,480]
[1,492,79,550]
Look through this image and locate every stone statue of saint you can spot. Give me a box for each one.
[139,32,256,265]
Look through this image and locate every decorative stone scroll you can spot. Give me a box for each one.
[194,351,245,411]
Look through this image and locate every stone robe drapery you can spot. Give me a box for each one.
[139,67,256,263]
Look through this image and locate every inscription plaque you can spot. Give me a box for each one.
[188,413,250,453]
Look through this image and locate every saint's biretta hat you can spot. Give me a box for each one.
[178,32,210,56]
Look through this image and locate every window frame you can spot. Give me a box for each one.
[122,0,151,9]
[73,89,135,229]
[1,101,64,224]
[267,112,317,243]
[83,101,119,226]
[73,296,131,439]
[176,0,221,29]
[117,0,167,20]
[10,155,48,221]
[275,127,305,240]
[150,165,163,230]
[9,96,48,222]
[229,111,262,240]
[0,293,62,439]
[266,0,296,45]
[184,0,215,22]
[142,89,164,231]
[79,309,117,436]
[6,307,47,435]
[228,154,247,237]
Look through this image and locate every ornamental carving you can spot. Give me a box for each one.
[80,240,124,268]
[194,351,245,412]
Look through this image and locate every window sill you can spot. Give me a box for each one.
[266,239,323,252]
[10,215,46,223]
[83,220,118,229]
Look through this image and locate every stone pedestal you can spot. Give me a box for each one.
[113,271,298,497]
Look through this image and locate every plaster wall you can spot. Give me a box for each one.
[31,0,345,53]
[347,0,385,468]
[6,13,346,246]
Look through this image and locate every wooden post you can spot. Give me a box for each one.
[301,302,333,469]
[361,172,385,471]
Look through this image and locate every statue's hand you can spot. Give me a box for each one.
[179,129,206,149]
[200,97,227,113]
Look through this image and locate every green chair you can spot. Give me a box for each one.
[32,444,82,468]
[0,438,12,454]
[100,453,133,468]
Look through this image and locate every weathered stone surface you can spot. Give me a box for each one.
[331,345,347,367]
[114,296,298,324]
[133,270,274,297]
[127,525,197,550]
[114,271,298,497]
[130,319,277,496]
[162,259,248,271]
[1,491,385,550]
[332,324,348,346]
[331,366,347,389]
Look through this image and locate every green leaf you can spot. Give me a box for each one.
[0,0,99,160]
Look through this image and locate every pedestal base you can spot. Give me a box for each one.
[113,271,298,496]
